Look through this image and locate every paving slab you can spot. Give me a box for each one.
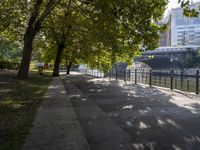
[22,77,90,150]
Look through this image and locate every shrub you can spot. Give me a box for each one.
[0,61,20,70]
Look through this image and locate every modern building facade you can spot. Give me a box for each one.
[136,3,200,70]
[160,2,200,47]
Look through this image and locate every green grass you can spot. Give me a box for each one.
[30,68,53,75]
[0,71,52,150]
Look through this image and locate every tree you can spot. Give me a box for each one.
[0,0,28,61]
[1,0,63,79]
[42,0,75,76]
[80,0,168,70]
[0,0,28,35]
[0,37,22,61]
[16,0,63,79]
[179,0,199,17]
[1,0,168,79]
[45,0,168,74]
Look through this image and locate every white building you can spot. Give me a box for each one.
[170,2,200,46]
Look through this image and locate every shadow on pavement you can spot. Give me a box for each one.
[62,73,200,150]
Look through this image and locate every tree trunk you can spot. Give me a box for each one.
[17,32,35,79]
[66,62,72,75]
[53,43,65,77]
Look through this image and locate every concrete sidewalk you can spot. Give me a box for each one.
[63,73,200,150]
[22,77,90,150]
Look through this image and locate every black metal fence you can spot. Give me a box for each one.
[79,69,200,95]
[79,69,104,78]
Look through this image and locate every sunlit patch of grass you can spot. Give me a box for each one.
[30,69,53,76]
[0,71,52,150]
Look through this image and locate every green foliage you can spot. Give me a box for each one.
[197,49,200,58]
[72,0,168,70]
[179,0,200,17]
[0,0,29,39]
[1,0,168,73]
[0,61,20,70]
[182,48,200,68]
[0,37,22,61]
[183,57,195,68]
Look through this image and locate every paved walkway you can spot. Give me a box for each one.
[22,77,90,150]
[22,73,200,150]
[62,73,200,150]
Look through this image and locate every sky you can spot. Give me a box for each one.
[165,0,200,15]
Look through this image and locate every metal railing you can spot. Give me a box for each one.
[79,68,200,95]
[79,69,104,78]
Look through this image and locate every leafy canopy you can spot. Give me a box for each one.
[0,0,168,72]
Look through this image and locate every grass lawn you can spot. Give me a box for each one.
[0,70,52,150]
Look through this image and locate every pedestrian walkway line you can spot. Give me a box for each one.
[22,77,90,150]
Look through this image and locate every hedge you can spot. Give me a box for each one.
[0,61,20,70]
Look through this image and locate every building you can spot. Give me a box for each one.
[135,46,199,69]
[159,15,171,47]
[160,2,200,47]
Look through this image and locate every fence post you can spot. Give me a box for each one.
[142,70,144,83]
[135,69,137,84]
[159,71,161,85]
[146,72,148,84]
[187,80,189,90]
[170,70,174,90]
[181,70,183,89]
[175,79,177,89]
[124,69,126,82]
[116,68,118,81]
[149,69,152,86]
[196,70,199,94]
